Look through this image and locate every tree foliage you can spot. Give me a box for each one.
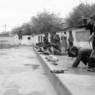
[31,12,64,34]
[20,23,32,35]
[66,3,95,27]
[11,23,32,35]
[11,11,64,35]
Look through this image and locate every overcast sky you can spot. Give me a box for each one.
[0,0,95,32]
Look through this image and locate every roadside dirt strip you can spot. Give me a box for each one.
[34,50,72,95]
[35,48,95,95]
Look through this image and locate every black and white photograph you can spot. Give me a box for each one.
[0,0,95,95]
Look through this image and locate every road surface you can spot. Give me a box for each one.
[0,46,57,95]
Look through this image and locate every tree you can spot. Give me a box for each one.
[31,11,64,34]
[20,23,32,35]
[11,23,33,35]
[66,3,92,27]
[11,11,64,35]
[11,27,21,35]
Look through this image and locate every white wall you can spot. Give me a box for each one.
[0,35,19,45]
[21,35,33,45]
[66,28,92,49]
[0,35,34,46]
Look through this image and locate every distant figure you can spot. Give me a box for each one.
[17,30,22,40]
[53,34,60,48]
[68,30,74,48]
[87,16,95,68]
[67,30,76,57]
[50,33,61,54]
[50,32,55,44]
[50,33,55,53]
[61,32,67,53]
[43,33,50,50]
[54,34,60,49]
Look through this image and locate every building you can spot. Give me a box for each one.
[33,27,92,50]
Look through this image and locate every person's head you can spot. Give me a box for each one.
[89,15,95,23]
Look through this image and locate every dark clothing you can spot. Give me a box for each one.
[85,20,95,49]
[68,32,74,48]
[88,57,95,68]
[50,34,61,54]
[43,36,48,43]
[85,22,94,34]
[68,46,78,57]
[51,34,60,45]
[85,20,95,68]
[17,31,22,40]
[43,36,50,50]
[51,34,60,49]
[92,33,95,49]
[53,34,60,51]
[72,49,92,67]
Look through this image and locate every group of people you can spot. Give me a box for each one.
[43,32,61,55]
[36,15,95,70]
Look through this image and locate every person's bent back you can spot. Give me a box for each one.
[72,48,92,67]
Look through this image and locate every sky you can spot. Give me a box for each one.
[0,0,95,32]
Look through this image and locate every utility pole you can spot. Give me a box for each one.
[4,24,6,32]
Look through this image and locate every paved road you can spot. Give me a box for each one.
[0,46,57,95]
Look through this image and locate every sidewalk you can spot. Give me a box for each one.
[36,50,95,95]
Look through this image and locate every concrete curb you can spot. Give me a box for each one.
[34,49,72,95]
